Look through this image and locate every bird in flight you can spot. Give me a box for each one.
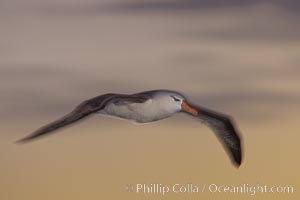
[17,90,243,167]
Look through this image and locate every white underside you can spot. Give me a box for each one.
[98,99,176,123]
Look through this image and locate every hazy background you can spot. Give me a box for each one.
[1,0,299,199]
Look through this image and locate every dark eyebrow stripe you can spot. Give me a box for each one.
[171,95,180,101]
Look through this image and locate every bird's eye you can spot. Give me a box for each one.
[171,96,181,102]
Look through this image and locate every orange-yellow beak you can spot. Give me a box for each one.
[181,101,198,116]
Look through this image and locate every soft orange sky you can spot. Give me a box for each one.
[1,0,299,199]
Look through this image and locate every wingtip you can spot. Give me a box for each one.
[234,160,242,168]
[15,135,35,144]
[15,138,28,145]
[232,155,242,168]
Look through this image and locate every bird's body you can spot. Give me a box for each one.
[99,90,183,123]
[99,99,160,123]
[18,89,243,167]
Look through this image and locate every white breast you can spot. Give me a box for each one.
[99,99,174,123]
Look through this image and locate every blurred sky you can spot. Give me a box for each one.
[0,0,299,200]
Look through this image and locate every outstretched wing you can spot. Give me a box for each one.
[17,93,152,143]
[187,104,242,167]
[17,93,119,143]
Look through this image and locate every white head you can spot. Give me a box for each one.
[151,90,198,116]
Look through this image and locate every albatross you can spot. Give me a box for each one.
[17,90,243,167]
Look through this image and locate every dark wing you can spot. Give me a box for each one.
[187,104,242,167]
[17,93,151,143]
[17,93,118,143]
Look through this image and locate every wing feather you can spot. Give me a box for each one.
[17,93,117,143]
[187,104,242,167]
